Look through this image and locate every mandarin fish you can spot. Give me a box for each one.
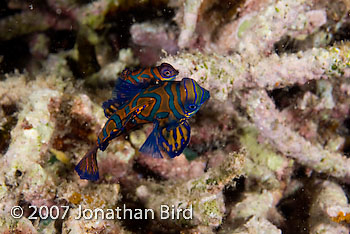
[75,71,209,181]
[103,63,179,117]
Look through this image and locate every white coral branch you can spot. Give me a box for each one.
[242,89,350,182]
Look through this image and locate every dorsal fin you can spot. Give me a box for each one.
[102,78,144,117]
[111,78,145,104]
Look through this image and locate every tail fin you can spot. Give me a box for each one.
[75,145,99,181]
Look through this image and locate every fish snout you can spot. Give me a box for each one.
[201,88,210,104]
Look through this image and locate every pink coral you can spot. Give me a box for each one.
[137,153,206,180]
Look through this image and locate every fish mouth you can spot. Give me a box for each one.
[201,88,210,104]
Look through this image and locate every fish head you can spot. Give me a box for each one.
[157,63,179,80]
[180,78,210,118]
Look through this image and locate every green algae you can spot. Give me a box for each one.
[202,199,222,222]
[238,20,252,38]
[326,44,350,77]
[190,178,207,193]
[239,126,289,189]
[240,127,285,172]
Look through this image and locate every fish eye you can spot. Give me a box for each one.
[188,104,197,110]
[163,69,171,77]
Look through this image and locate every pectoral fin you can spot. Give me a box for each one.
[157,120,191,158]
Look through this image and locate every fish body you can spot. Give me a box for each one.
[121,62,179,85]
[98,79,210,151]
[75,65,209,181]
[103,63,179,117]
